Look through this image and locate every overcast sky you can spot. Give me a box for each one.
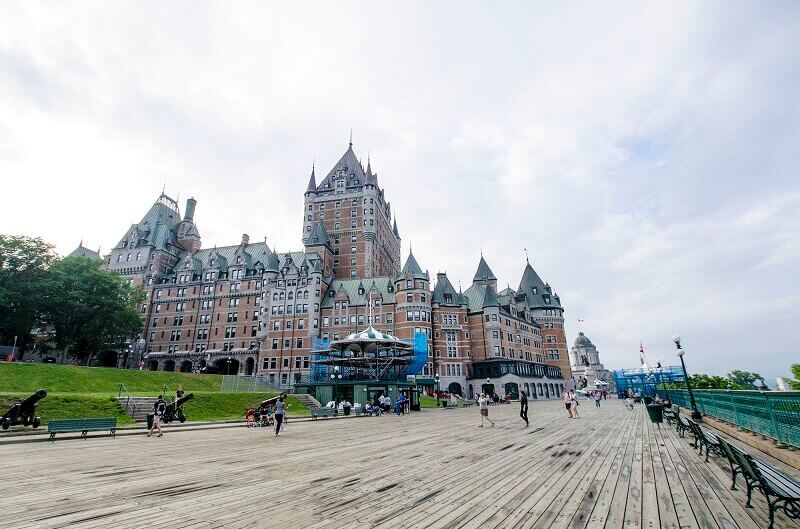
[2,2,798,384]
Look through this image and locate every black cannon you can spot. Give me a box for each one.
[2,389,47,430]
[162,393,194,423]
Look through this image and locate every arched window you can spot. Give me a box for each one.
[279,292,285,301]
[288,292,294,300]
[272,293,278,301]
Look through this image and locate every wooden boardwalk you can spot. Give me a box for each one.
[2,400,799,529]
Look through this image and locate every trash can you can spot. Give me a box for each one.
[343,405,351,416]
[146,413,154,430]
[646,403,663,424]
[643,396,653,405]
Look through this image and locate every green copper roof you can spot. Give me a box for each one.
[473,256,497,282]
[400,251,427,279]
[432,273,464,305]
[321,277,396,308]
[482,283,500,308]
[307,221,331,248]
[518,262,562,309]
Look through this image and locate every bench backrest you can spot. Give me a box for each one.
[751,458,800,499]
[730,443,761,484]
[48,418,116,431]
[717,437,739,465]
[678,415,690,427]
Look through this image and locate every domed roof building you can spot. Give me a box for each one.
[569,331,614,392]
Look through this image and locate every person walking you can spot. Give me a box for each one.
[570,391,580,418]
[594,391,602,408]
[274,396,286,436]
[519,390,529,427]
[147,394,166,437]
[562,389,572,419]
[478,393,495,427]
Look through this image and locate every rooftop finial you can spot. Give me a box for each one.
[161,182,166,195]
[524,247,529,264]
[349,128,353,149]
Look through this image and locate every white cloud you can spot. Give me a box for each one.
[1,1,798,383]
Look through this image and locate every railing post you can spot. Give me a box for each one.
[728,389,744,430]
[762,391,786,448]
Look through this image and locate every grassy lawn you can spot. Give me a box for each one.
[182,392,310,421]
[0,393,135,426]
[0,362,224,394]
[0,392,309,425]
[420,395,439,408]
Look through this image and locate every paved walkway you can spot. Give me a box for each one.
[2,400,798,528]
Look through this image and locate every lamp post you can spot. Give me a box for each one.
[673,335,701,420]
[657,362,671,403]
[434,374,440,407]
[226,358,232,376]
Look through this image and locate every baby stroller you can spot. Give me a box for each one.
[255,397,277,427]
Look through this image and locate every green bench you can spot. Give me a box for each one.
[48,418,117,441]
[310,408,337,420]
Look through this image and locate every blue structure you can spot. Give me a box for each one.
[612,365,685,398]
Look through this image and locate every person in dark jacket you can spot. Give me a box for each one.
[519,391,529,427]
[148,395,166,437]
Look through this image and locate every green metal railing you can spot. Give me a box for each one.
[668,389,800,448]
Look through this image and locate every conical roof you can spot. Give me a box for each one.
[392,218,400,238]
[264,247,279,272]
[518,262,562,309]
[306,165,317,193]
[400,250,427,279]
[432,273,459,305]
[307,222,331,248]
[473,255,497,282]
[482,283,499,308]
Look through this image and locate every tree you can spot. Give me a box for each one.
[0,234,58,359]
[788,364,800,390]
[41,257,144,365]
[727,370,765,390]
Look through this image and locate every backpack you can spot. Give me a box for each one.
[156,400,166,416]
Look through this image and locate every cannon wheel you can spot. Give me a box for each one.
[32,417,41,429]
[1,419,10,430]
[179,416,186,423]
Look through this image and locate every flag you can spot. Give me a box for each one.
[639,341,645,365]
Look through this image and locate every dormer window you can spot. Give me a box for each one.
[532,287,538,295]
[358,287,365,295]
[210,259,215,266]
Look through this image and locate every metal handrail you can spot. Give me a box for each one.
[671,389,800,448]
[118,383,137,417]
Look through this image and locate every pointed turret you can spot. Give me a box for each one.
[432,272,460,305]
[472,255,497,288]
[518,261,561,309]
[482,283,500,308]
[264,247,279,273]
[306,164,317,193]
[365,156,378,186]
[307,221,331,248]
[400,250,427,279]
[392,217,400,239]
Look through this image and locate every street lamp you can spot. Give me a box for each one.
[657,362,671,403]
[226,358,232,376]
[673,335,701,420]
[434,374,441,407]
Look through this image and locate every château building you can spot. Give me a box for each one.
[82,142,571,399]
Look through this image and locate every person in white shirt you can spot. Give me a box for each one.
[478,393,495,427]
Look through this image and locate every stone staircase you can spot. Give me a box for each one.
[291,393,321,408]
[121,397,158,422]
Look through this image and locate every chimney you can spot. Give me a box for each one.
[184,197,197,221]
[241,233,250,246]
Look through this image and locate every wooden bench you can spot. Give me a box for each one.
[662,407,676,425]
[676,413,690,438]
[310,408,337,420]
[48,418,117,441]
[717,437,755,493]
[687,418,723,462]
[719,437,800,529]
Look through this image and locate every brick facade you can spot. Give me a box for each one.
[95,143,570,395]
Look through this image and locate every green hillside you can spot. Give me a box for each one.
[0,362,224,394]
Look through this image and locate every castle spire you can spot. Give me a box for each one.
[306,163,317,193]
